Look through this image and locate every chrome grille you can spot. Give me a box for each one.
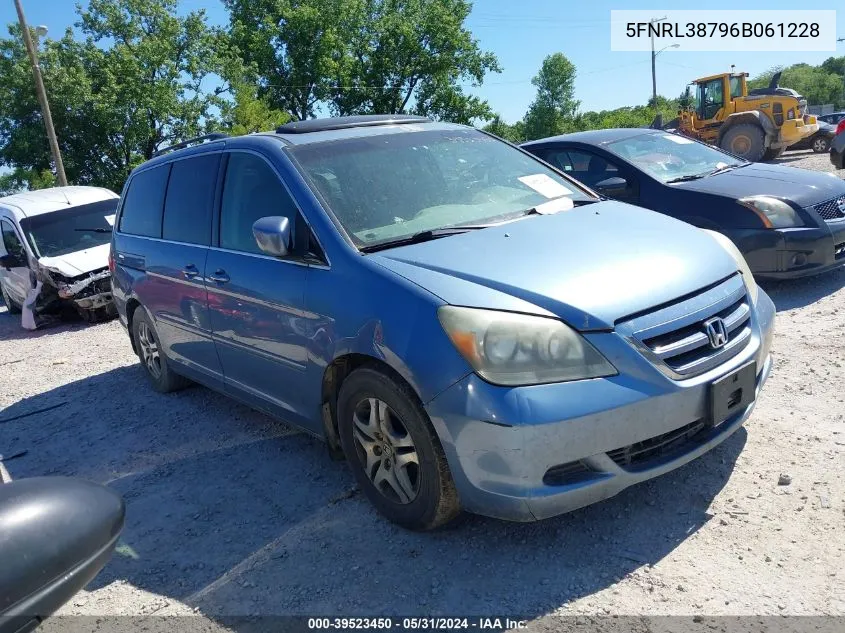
[813,196,845,221]
[617,274,752,379]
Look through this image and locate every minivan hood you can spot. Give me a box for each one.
[673,162,845,206]
[371,201,739,330]
[38,243,110,278]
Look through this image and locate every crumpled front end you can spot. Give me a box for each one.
[22,263,116,329]
[52,268,115,315]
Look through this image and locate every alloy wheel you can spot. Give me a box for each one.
[813,138,828,152]
[137,321,162,380]
[351,397,420,504]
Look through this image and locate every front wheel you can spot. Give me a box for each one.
[720,124,766,162]
[337,367,461,530]
[812,136,830,153]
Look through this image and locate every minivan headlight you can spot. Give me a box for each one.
[701,229,759,304]
[438,306,617,386]
[738,196,804,228]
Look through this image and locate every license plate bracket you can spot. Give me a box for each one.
[709,361,757,428]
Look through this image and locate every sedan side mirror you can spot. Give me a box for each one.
[253,216,291,258]
[593,176,630,198]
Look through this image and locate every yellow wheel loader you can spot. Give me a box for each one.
[667,71,818,162]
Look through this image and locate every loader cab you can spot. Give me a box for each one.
[693,73,747,124]
[695,77,725,121]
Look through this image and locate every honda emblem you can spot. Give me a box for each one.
[703,317,729,349]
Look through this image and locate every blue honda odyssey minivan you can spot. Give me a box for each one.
[111,115,775,529]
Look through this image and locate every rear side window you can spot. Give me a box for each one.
[119,165,170,238]
[162,154,220,245]
[220,153,298,255]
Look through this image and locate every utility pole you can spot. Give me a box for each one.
[650,16,667,111]
[14,0,67,187]
[838,38,845,109]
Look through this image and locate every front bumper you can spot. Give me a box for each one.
[425,289,775,522]
[729,221,845,280]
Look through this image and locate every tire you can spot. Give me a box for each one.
[337,367,460,530]
[762,147,784,162]
[1,282,21,315]
[720,124,766,162]
[131,308,191,393]
[812,136,830,153]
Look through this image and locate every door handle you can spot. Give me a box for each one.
[207,269,230,284]
[182,264,199,279]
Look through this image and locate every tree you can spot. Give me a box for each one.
[677,87,693,110]
[482,114,525,144]
[821,56,845,79]
[749,64,844,109]
[220,82,293,136]
[225,0,500,123]
[0,0,230,193]
[223,0,350,122]
[334,0,499,121]
[523,53,579,140]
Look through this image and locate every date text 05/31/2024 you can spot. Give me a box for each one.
[626,22,820,39]
[307,618,528,630]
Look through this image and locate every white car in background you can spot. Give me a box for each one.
[0,186,119,324]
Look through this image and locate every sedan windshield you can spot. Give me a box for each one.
[606,132,748,183]
[20,199,117,258]
[289,127,595,248]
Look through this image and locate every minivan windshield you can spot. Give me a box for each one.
[606,132,748,183]
[20,199,118,258]
[289,128,596,248]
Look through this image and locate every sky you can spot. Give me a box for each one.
[1,0,843,123]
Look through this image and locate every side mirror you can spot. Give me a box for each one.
[593,176,630,198]
[253,216,291,258]
[0,254,23,270]
[0,477,125,632]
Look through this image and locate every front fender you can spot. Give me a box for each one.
[304,254,473,406]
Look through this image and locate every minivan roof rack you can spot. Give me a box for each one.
[152,133,229,158]
[276,115,430,135]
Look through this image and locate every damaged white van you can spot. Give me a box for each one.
[0,186,119,325]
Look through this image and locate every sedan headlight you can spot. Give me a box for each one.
[738,195,804,228]
[438,306,617,386]
[701,229,759,304]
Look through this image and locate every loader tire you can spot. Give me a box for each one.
[721,124,766,162]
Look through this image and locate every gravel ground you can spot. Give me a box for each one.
[0,150,843,631]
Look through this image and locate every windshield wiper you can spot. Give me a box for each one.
[667,163,749,184]
[360,226,488,253]
[707,163,747,176]
[666,173,710,183]
[74,227,112,233]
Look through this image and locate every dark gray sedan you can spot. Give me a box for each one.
[522,128,845,279]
